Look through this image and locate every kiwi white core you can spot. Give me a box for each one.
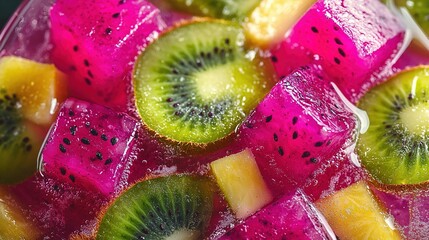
[194,65,234,102]
[400,104,429,136]
[166,229,200,240]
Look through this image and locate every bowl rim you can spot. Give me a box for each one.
[0,0,33,51]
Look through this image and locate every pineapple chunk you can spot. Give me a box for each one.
[0,56,67,126]
[316,181,402,240]
[245,0,317,48]
[0,188,41,239]
[210,149,273,219]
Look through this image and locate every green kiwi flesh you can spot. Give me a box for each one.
[162,0,261,20]
[0,89,43,184]
[133,20,275,144]
[96,175,214,239]
[357,66,429,185]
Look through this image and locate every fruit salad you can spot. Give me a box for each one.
[1,0,429,239]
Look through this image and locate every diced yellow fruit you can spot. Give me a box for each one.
[0,56,67,126]
[210,149,273,219]
[316,181,402,240]
[0,188,41,239]
[245,0,317,48]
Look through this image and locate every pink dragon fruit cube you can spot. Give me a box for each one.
[271,0,405,102]
[219,189,334,239]
[50,0,164,110]
[40,98,140,197]
[236,65,357,196]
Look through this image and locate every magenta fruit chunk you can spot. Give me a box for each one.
[41,98,140,197]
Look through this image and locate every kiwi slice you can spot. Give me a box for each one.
[161,0,261,20]
[133,20,275,144]
[96,175,214,239]
[0,89,43,184]
[357,66,429,185]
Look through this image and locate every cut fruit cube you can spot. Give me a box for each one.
[50,0,164,110]
[271,0,405,102]
[219,189,335,239]
[245,0,317,48]
[316,181,402,240]
[235,65,357,196]
[0,188,41,239]
[0,56,67,126]
[210,149,273,219]
[41,98,140,197]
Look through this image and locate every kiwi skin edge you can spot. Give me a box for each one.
[356,65,429,191]
[133,18,277,150]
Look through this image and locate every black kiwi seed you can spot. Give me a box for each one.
[96,175,214,239]
[357,66,429,185]
[133,20,275,144]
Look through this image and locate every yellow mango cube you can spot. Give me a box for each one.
[210,149,273,219]
[316,181,402,240]
[0,56,67,126]
[245,0,317,48]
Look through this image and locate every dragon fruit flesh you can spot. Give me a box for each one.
[50,0,164,110]
[235,65,356,196]
[371,187,429,238]
[370,187,411,237]
[9,175,107,238]
[271,0,405,102]
[303,151,364,201]
[219,189,334,239]
[40,98,140,197]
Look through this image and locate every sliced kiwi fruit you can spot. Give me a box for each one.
[160,0,261,20]
[0,89,44,184]
[96,175,214,239]
[0,56,65,184]
[357,66,429,185]
[133,20,275,145]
